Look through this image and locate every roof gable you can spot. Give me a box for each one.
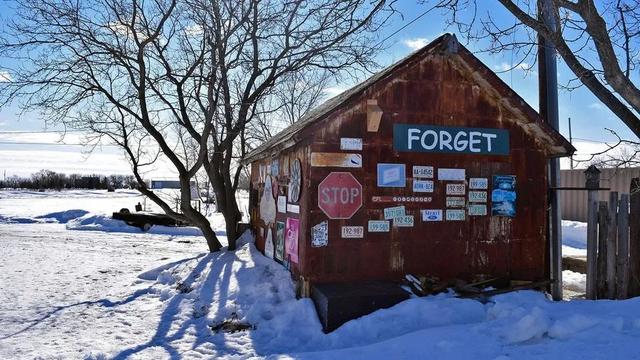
[244,34,575,163]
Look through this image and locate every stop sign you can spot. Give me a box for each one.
[318,172,363,219]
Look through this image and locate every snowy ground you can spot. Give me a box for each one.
[1,190,639,359]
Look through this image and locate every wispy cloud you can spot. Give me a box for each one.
[0,70,11,82]
[493,62,534,73]
[402,38,429,51]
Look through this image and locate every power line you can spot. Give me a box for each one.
[377,6,438,47]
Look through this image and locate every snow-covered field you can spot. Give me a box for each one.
[1,190,639,359]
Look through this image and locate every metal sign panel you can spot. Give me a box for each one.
[377,163,406,187]
[446,209,465,221]
[468,204,487,216]
[368,220,390,232]
[341,226,364,238]
[393,124,509,155]
[421,209,443,221]
[446,197,466,208]
[372,196,432,203]
[413,180,434,193]
[384,205,405,220]
[446,183,466,195]
[340,138,363,151]
[469,178,488,189]
[311,221,329,247]
[438,168,466,181]
[318,172,363,219]
[412,166,434,178]
[468,191,488,203]
[394,215,414,227]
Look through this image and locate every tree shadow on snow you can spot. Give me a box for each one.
[0,255,204,342]
[111,250,246,360]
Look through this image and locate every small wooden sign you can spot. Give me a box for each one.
[311,152,362,168]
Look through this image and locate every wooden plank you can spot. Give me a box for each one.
[617,194,630,300]
[597,201,609,299]
[629,178,640,296]
[586,189,599,300]
[607,192,618,299]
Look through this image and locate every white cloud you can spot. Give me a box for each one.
[588,102,606,110]
[402,38,429,51]
[493,62,534,73]
[0,70,11,82]
[323,86,347,98]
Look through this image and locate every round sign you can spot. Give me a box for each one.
[288,159,301,203]
[318,172,362,219]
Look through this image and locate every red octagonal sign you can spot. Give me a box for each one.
[318,172,363,219]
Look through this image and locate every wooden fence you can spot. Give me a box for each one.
[586,177,640,300]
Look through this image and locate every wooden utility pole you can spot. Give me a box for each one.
[538,0,562,300]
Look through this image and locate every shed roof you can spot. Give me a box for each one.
[243,34,575,163]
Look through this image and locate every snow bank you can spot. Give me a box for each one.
[35,209,89,223]
[66,213,206,237]
[562,220,587,249]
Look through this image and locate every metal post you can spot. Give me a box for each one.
[568,117,574,170]
[585,165,601,299]
[538,0,563,300]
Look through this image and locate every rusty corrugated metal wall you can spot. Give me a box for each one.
[560,167,640,222]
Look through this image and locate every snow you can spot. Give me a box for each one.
[1,190,639,359]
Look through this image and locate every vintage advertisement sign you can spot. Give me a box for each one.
[368,220,390,232]
[377,163,406,187]
[271,159,279,176]
[394,215,414,227]
[421,209,443,221]
[311,221,328,247]
[340,138,363,151]
[275,221,285,261]
[318,172,362,219]
[413,180,434,193]
[468,204,488,216]
[384,205,405,220]
[285,218,300,264]
[341,226,364,238]
[438,168,466,181]
[469,178,488,189]
[264,228,274,259]
[492,175,517,217]
[287,204,300,214]
[372,196,432,203]
[311,152,362,167]
[277,195,287,213]
[446,209,466,221]
[393,124,509,155]
[468,191,488,203]
[259,176,277,224]
[446,196,466,207]
[446,183,466,195]
[412,166,434,178]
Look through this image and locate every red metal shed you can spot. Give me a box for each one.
[243,34,574,295]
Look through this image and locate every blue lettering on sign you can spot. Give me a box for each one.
[393,124,509,155]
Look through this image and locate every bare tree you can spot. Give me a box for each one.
[420,0,640,139]
[0,0,396,251]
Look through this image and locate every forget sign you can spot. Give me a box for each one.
[393,124,509,155]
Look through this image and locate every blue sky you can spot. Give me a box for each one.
[0,1,636,176]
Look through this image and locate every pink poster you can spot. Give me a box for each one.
[285,217,299,264]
